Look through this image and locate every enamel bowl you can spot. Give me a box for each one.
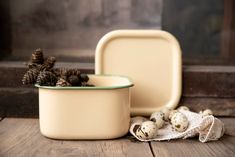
[36,75,133,139]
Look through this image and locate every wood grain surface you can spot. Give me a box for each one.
[180,97,235,116]
[0,118,153,157]
[151,136,235,157]
[1,63,235,117]
[0,118,235,157]
[8,0,162,59]
[183,65,235,98]
[220,118,235,136]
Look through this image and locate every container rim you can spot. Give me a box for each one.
[35,74,134,90]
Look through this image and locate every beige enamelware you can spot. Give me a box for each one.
[36,75,133,139]
[95,30,182,116]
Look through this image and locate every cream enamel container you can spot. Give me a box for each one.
[96,30,182,116]
[36,75,133,139]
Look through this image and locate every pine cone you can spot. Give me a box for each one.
[51,68,67,79]
[40,56,56,71]
[36,71,57,86]
[68,75,81,86]
[80,73,89,82]
[27,63,41,69]
[56,78,71,87]
[65,68,81,77]
[31,48,44,64]
[22,68,39,85]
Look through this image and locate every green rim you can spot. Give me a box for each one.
[35,74,134,90]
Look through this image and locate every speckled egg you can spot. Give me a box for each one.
[171,112,189,132]
[136,121,158,139]
[135,126,146,139]
[178,106,190,111]
[150,111,165,128]
[160,107,172,121]
[169,110,178,120]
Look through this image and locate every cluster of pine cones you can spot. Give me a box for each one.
[22,49,94,87]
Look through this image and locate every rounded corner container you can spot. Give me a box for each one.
[95,30,182,116]
[36,74,134,140]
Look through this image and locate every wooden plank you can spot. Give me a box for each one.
[116,0,131,24]
[8,0,161,59]
[228,1,235,64]
[0,88,39,118]
[162,0,224,65]
[131,0,162,27]
[1,64,235,117]
[0,118,153,157]
[77,0,102,25]
[1,63,235,98]
[222,0,235,63]
[151,136,235,157]
[180,97,235,116]
[0,118,235,157]
[219,135,235,154]
[183,66,235,98]
[184,65,235,73]
[220,118,235,136]
[221,0,233,59]
[1,91,235,118]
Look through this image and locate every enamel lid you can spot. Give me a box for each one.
[95,30,182,116]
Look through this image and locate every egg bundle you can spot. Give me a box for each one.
[134,106,214,140]
[22,49,94,87]
[136,107,189,140]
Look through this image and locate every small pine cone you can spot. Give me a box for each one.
[56,78,71,87]
[50,68,60,77]
[65,68,81,77]
[36,71,57,86]
[27,63,41,69]
[22,68,39,85]
[68,75,81,86]
[51,68,67,79]
[80,73,89,82]
[31,48,44,64]
[40,56,56,70]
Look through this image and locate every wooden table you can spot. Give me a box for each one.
[0,118,234,157]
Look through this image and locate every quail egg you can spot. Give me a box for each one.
[171,112,189,132]
[177,106,190,111]
[199,109,213,117]
[136,121,158,139]
[160,107,172,121]
[169,110,179,120]
[150,111,165,128]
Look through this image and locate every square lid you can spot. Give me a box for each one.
[95,30,182,116]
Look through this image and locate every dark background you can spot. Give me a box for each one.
[1,0,232,65]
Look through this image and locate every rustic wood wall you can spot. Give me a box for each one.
[9,0,162,60]
[1,0,228,65]
[162,0,224,64]
[1,0,235,117]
